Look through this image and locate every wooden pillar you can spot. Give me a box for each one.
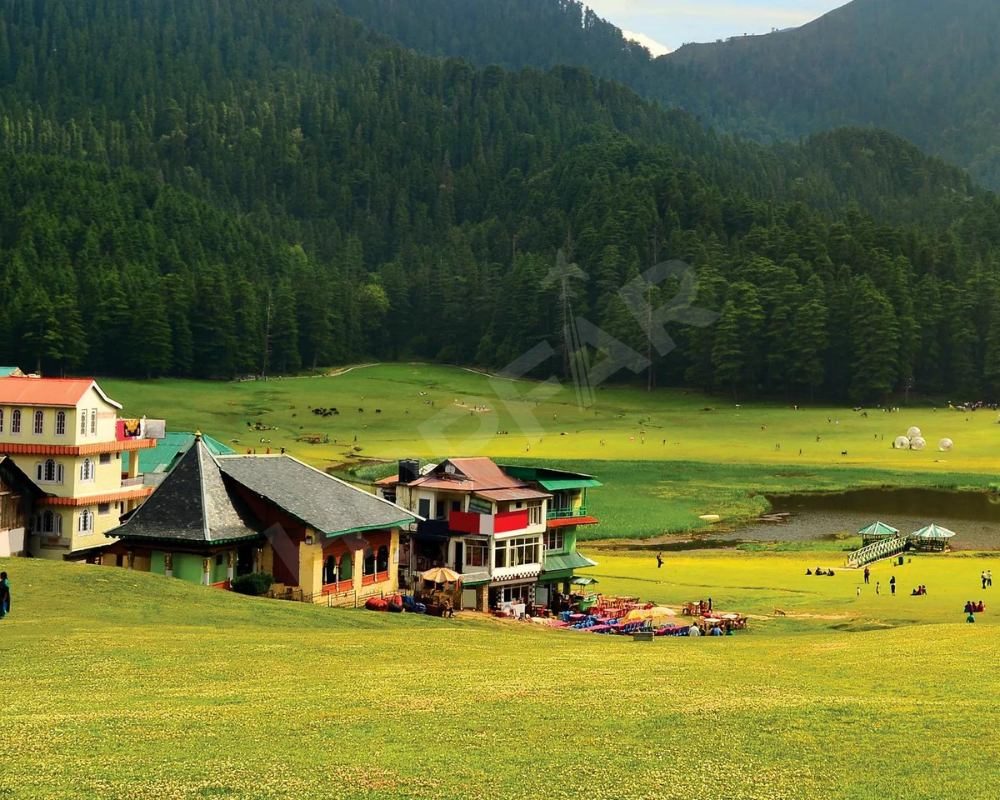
[226,550,235,582]
[389,529,400,592]
[202,557,211,586]
[164,552,173,578]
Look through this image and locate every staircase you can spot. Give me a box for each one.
[847,535,908,568]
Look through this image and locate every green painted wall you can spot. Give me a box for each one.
[174,553,205,584]
[212,553,229,583]
[150,551,166,575]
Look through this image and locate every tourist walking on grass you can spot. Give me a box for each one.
[988,570,993,588]
[982,571,987,590]
[864,566,870,585]
[876,581,880,596]
[890,576,896,596]
[0,571,9,619]
[656,552,663,569]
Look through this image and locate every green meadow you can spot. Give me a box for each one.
[102,364,1000,539]
[3,555,999,800]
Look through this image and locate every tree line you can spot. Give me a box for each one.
[0,0,999,402]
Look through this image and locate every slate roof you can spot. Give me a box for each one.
[114,438,260,545]
[218,455,418,537]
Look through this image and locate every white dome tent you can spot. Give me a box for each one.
[939,438,954,452]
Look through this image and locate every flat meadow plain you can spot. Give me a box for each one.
[6,364,998,799]
[102,363,1000,539]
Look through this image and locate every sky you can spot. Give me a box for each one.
[584,1,852,55]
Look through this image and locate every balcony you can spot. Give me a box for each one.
[415,519,450,537]
[449,509,531,536]
[547,506,587,520]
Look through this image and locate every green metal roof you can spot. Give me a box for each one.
[543,551,597,572]
[122,432,235,474]
[538,478,602,490]
[858,521,899,538]
[499,464,602,490]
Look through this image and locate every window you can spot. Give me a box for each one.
[435,500,447,520]
[80,458,95,482]
[528,502,543,525]
[215,553,224,566]
[0,408,4,433]
[417,498,431,518]
[33,410,44,435]
[80,410,87,435]
[99,453,111,465]
[90,409,97,435]
[465,541,488,568]
[500,585,531,603]
[98,503,111,515]
[544,530,565,552]
[78,510,94,533]
[376,545,389,572]
[11,409,21,434]
[363,547,376,575]
[32,510,62,535]
[37,459,62,483]
[508,536,541,567]
[493,543,507,569]
[56,411,66,435]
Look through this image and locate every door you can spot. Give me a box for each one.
[453,541,463,573]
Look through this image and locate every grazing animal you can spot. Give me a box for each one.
[773,608,787,617]
[375,409,382,414]
[358,408,364,413]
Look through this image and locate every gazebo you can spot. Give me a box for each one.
[908,524,957,552]
[858,521,900,546]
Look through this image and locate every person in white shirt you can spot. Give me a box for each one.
[688,623,701,637]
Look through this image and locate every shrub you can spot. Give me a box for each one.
[230,573,274,596]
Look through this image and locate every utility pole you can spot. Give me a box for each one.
[648,231,659,392]
[261,289,272,380]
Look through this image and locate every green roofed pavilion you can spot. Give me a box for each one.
[858,521,899,538]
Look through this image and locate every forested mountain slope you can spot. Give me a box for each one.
[0,1,999,402]
[338,0,1000,189]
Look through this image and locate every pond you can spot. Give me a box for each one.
[713,487,1000,551]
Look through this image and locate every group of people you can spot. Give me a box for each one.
[911,585,928,596]
[981,570,993,589]
[964,600,986,615]
[806,567,835,576]
[0,571,10,619]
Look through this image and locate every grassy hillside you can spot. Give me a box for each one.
[101,364,999,539]
[2,556,999,799]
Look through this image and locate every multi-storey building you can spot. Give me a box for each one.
[378,457,598,612]
[0,377,157,559]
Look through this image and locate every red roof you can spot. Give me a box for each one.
[547,515,599,529]
[0,377,121,409]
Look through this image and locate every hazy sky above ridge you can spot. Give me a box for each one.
[584,1,852,54]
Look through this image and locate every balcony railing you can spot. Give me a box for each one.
[120,476,146,488]
[449,509,532,535]
[547,506,587,520]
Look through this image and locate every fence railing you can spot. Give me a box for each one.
[847,536,908,568]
